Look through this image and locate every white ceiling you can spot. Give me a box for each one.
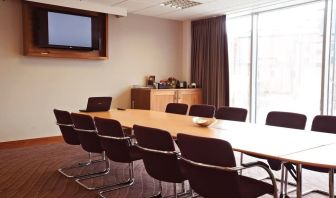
[85,0,295,21]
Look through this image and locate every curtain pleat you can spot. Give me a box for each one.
[191,15,229,108]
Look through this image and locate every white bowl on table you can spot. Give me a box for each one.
[192,117,216,127]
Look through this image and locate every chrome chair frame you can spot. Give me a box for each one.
[135,144,192,198]
[240,154,296,197]
[180,156,279,198]
[301,168,335,197]
[56,123,108,179]
[283,167,334,198]
[74,133,136,193]
[97,134,136,197]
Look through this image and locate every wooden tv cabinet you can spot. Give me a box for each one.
[131,88,202,112]
[22,1,108,60]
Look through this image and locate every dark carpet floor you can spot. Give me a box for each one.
[0,143,333,198]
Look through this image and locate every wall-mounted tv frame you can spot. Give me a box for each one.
[34,9,100,51]
[22,1,108,60]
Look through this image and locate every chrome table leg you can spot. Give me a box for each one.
[280,163,285,197]
[296,164,302,198]
[329,169,334,198]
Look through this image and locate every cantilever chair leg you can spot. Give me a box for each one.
[181,181,185,194]
[179,182,195,198]
[249,161,296,198]
[58,152,108,178]
[299,169,335,198]
[146,181,191,198]
[239,153,244,175]
[98,162,136,198]
[147,181,163,198]
[283,169,335,198]
[75,158,119,191]
[76,160,136,192]
[282,168,296,197]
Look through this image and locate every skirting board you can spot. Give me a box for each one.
[0,136,63,150]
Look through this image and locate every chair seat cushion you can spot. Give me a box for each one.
[239,175,274,198]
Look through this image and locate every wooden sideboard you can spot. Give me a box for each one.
[131,88,202,112]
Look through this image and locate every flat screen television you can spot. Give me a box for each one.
[34,9,100,50]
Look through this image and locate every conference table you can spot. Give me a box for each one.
[83,109,336,198]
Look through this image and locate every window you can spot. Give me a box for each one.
[227,16,251,117]
[331,1,336,115]
[227,1,326,123]
[256,2,324,123]
[333,68,336,114]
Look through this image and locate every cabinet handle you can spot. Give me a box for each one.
[131,100,135,109]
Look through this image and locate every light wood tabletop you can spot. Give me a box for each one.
[277,143,336,198]
[83,109,336,160]
[279,144,336,169]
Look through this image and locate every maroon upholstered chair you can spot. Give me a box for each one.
[189,104,216,118]
[94,117,142,197]
[54,109,90,178]
[54,109,80,146]
[165,103,188,115]
[70,113,110,190]
[266,111,307,169]
[311,115,336,134]
[300,115,336,197]
[215,106,248,122]
[242,111,306,197]
[79,97,112,112]
[177,133,277,198]
[266,111,307,130]
[133,125,188,197]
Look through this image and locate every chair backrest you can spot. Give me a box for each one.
[303,115,336,172]
[85,97,112,112]
[189,104,216,118]
[177,133,241,198]
[265,111,307,170]
[70,113,103,154]
[133,125,185,183]
[94,117,133,163]
[53,109,80,145]
[165,103,188,115]
[266,111,307,130]
[215,106,248,122]
[311,115,336,134]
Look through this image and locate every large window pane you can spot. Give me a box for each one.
[333,68,336,114]
[227,16,251,117]
[331,67,336,113]
[332,1,336,116]
[256,2,324,123]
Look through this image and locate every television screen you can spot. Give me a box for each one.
[47,12,92,49]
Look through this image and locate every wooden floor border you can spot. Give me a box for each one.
[0,136,63,150]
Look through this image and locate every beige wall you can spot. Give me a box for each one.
[0,0,183,142]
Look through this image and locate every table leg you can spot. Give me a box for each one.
[280,163,285,197]
[329,169,334,198]
[296,164,302,198]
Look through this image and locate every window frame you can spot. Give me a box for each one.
[227,0,336,122]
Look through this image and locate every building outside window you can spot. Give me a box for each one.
[227,1,326,123]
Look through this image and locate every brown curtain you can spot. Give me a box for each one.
[191,15,229,108]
